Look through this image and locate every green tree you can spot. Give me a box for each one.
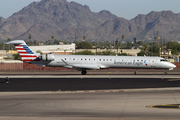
[83,36,86,41]
[33,40,38,45]
[122,35,125,40]
[54,39,60,45]
[115,39,118,53]
[167,41,180,55]
[99,50,116,55]
[36,50,43,55]
[143,43,149,55]
[7,38,11,42]
[149,42,160,56]
[137,41,143,46]
[74,50,95,55]
[28,34,32,41]
[51,36,54,40]
[13,54,21,60]
[137,51,146,56]
[77,41,92,49]
[118,53,128,56]
[126,42,132,49]
[105,41,111,49]
[7,38,11,51]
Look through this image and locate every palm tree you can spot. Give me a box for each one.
[154,36,157,41]
[143,43,149,56]
[121,35,125,40]
[51,36,54,44]
[115,39,118,54]
[51,36,54,40]
[7,38,11,51]
[28,34,32,41]
[83,36,86,41]
[121,35,125,51]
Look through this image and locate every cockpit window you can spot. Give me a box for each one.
[160,59,168,62]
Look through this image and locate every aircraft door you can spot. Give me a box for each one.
[151,60,156,67]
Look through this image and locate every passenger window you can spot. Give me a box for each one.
[65,58,66,60]
[99,59,101,61]
[81,59,83,61]
[107,59,108,61]
[73,58,75,60]
[103,59,105,61]
[110,59,112,61]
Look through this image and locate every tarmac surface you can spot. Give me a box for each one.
[0,71,180,120]
[1,77,180,91]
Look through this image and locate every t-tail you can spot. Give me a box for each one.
[7,40,40,62]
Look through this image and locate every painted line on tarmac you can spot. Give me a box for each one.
[147,104,180,109]
[52,87,180,93]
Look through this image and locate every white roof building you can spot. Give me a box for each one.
[29,43,75,54]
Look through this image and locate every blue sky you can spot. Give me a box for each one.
[0,0,180,20]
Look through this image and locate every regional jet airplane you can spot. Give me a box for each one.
[7,40,176,75]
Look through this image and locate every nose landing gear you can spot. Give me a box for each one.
[81,70,87,75]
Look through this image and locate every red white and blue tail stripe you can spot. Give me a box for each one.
[7,40,40,62]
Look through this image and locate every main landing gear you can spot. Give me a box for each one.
[164,69,167,75]
[81,70,87,75]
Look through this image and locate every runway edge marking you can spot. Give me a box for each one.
[52,87,180,93]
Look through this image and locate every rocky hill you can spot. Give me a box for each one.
[84,11,180,41]
[0,0,180,42]
[0,0,117,41]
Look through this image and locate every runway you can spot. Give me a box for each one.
[0,74,180,120]
[1,75,180,91]
[0,91,180,120]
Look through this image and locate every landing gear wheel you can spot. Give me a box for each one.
[81,70,87,75]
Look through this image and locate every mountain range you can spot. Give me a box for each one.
[0,0,180,42]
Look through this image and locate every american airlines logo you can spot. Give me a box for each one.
[114,61,145,66]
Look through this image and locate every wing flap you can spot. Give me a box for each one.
[73,64,100,70]
[63,64,100,70]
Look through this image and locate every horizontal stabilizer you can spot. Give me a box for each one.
[7,40,26,45]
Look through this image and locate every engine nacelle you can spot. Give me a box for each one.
[41,54,55,61]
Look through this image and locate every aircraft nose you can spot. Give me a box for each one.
[172,64,176,68]
[169,63,176,68]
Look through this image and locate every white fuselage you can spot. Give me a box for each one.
[37,55,176,70]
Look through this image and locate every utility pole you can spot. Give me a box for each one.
[75,32,76,53]
[157,29,159,46]
[115,39,118,54]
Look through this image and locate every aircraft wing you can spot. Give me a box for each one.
[61,59,100,70]
[64,64,100,70]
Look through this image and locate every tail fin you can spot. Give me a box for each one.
[7,40,40,62]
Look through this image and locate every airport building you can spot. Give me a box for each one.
[29,43,76,55]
